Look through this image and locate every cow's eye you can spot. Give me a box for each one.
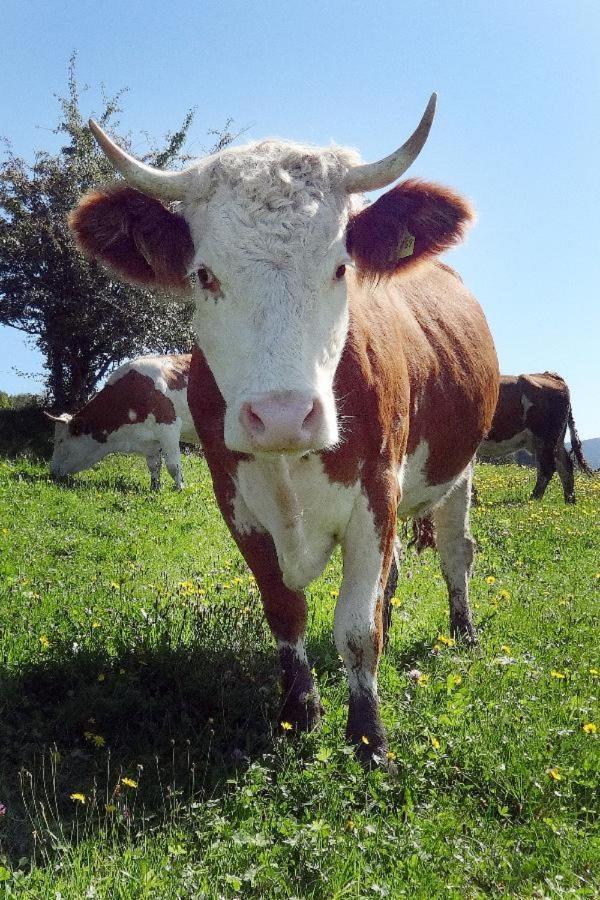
[335,264,346,280]
[197,266,220,293]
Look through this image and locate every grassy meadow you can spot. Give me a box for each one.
[0,453,598,898]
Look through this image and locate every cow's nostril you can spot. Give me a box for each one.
[247,407,265,435]
[301,402,317,431]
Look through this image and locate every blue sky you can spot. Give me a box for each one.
[2,0,599,437]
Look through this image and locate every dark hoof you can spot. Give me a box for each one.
[354,739,396,772]
[279,692,322,732]
[451,618,478,647]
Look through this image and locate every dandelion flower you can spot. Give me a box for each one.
[436,634,455,647]
[386,750,397,761]
[590,668,600,677]
[417,673,430,687]
[91,622,101,629]
[486,576,496,585]
[430,736,441,750]
[70,792,86,803]
[280,721,293,732]
[499,589,511,600]
[582,723,597,734]
[390,597,402,607]
[121,777,138,788]
[39,635,49,650]
[500,645,511,654]
[84,732,105,748]
[547,768,562,781]
[550,671,566,680]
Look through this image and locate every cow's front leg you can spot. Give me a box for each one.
[335,494,396,767]
[232,535,321,731]
[433,468,477,643]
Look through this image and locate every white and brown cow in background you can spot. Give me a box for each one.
[478,372,593,503]
[68,95,499,765]
[47,354,198,489]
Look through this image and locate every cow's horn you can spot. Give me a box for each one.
[44,411,72,423]
[89,119,189,201]
[343,93,437,194]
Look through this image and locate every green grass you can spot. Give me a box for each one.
[0,454,598,898]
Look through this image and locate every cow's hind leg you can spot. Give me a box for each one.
[555,442,576,504]
[531,444,555,500]
[335,494,397,767]
[146,448,162,491]
[163,442,184,490]
[382,537,401,648]
[433,469,477,644]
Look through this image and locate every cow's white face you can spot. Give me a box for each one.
[72,97,460,456]
[180,142,361,454]
[50,419,107,476]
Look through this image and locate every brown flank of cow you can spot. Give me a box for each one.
[69,370,177,443]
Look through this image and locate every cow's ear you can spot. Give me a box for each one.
[68,185,194,290]
[346,179,474,279]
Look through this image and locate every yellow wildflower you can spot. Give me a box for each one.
[430,736,441,750]
[485,576,496,585]
[417,673,430,687]
[386,750,397,761]
[582,723,598,734]
[39,635,50,650]
[590,668,600,677]
[121,777,138,788]
[110,582,120,590]
[361,735,370,745]
[390,597,402,607]
[70,792,86,804]
[499,589,510,600]
[550,671,566,680]
[346,819,356,831]
[448,674,462,687]
[436,634,455,647]
[280,721,293,731]
[547,768,562,781]
[84,732,106,748]
[500,645,511,654]
[91,622,101,629]
[97,673,106,682]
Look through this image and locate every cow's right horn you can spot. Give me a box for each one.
[343,93,437,194]
[89,119,190,201]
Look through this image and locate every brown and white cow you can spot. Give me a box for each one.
[68,96,499,765]
[47,354,198,489]
[478,372,593,503]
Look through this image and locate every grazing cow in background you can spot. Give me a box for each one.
[69,95,499,766]
[477,373,593,503]
[47,354,198,489]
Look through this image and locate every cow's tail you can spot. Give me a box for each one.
[567,407,594,475]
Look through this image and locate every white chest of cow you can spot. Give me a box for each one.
[234,454,360,590]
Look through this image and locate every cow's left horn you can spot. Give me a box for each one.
[89,119,189,201]
[343,93,437,194]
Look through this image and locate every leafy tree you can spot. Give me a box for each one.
[0,56,233,411]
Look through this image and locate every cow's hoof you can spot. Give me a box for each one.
[279,692,322,733]
[354,740,396,773]
[451,617,478,647]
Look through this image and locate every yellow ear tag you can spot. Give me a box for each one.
[397,228,415,260]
